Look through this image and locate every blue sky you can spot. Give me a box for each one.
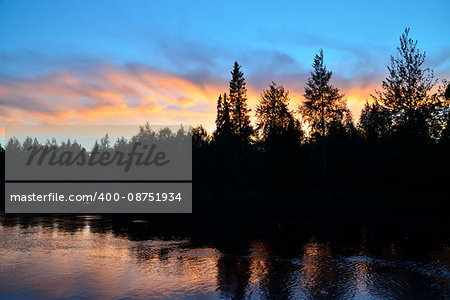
[0,0,449,129]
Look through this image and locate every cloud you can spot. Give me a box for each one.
[0,64,224,130]
[3,48,431,131]
[176,96,195,107]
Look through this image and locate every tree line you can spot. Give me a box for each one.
[2,124,190,154]
[1,28,449,216]
[194,28,450,155]
[190,28,449,216]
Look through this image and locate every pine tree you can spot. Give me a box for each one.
[91,140,100,156]
[216,93,224,129]
[299,49,347,176]
[358,101,392,141]
[372,28,437,139]
[214,93,233,141]
[299,49,347,138]
[100,134,111,151]
[192,125,210,149]
[374,28,435,112]
[441,113,450,145]
[229,61,253,145]
[256,82,295,140]
[438,80,450,143]
[445,83,450,101]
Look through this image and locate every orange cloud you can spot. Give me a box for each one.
[0,66,379,132]
[344,86,377,119]
[0,66,224,130]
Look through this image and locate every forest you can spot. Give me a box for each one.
[1,28,449,218]
[190,28,450,218]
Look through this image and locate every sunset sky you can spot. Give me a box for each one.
[0,0,449,131]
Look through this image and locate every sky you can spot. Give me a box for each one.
[0,0,449,131]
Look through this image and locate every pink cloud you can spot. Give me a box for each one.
[0,64,384,132]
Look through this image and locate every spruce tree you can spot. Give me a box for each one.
[216,94,224,130]
[256,82,295,140]
[192,125,210,149]
[300,49,347,138]
[374,28,435,112]
[299,49,347,176]
[229,62,253,145]
[445,83,450,101]
[358,101,392,141]
[372,28,437,139]
[214,93,233,141]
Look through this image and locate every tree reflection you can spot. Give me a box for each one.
[0,214,449,299]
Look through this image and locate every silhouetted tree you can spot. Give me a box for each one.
[372,28,437,139]
[158,127,175,141]
[439,80,450,144]
[426,79,450,141]
[300,49,348,176]
[213,93,234,142]
[114,136,128,150]
[445,82,450,101]
[91,140,100,154]
[22,136,39,151]
[343,111,358,137]
[441,114,450,144]
[358,101,392,141]
[255,82,303,163]
[5,137,21,152]
[327,110,356,139]
[256,82,296,141]
[229,62,254,145]
[100,134,111,151]
[0,141,4,176]
[300,49,348,138]
[192,125,210,149]
[175,125,190,144]
[133,122,157,144]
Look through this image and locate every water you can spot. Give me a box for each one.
[0,214,448,299]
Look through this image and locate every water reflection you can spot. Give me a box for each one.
[0,214,449,299]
